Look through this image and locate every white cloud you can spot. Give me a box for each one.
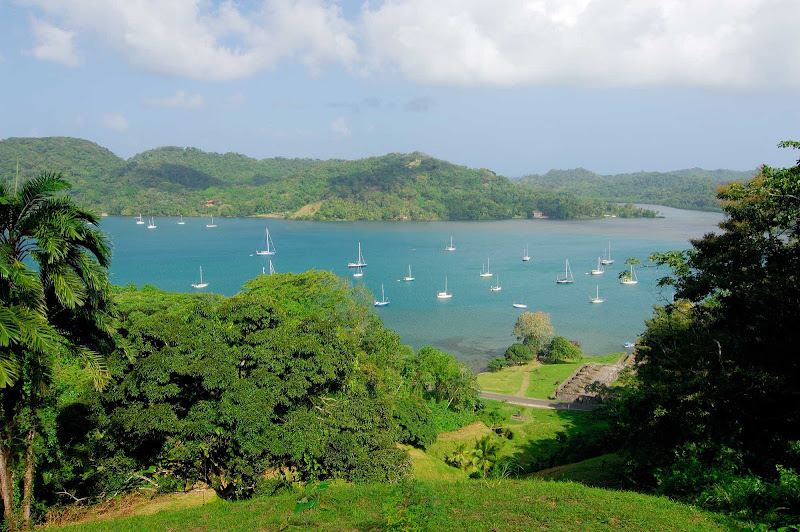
[358,0,800,88]
[27,18,79,66]
[225,91,247,107]
[144,90,204,109]
[20,0,358,81]
[17,0,800,88]
[103,112,129,132]
[330,117,351,139]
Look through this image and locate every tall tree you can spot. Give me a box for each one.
[511,311,554,357]
[615,142,800,524]
[0,173,112,530]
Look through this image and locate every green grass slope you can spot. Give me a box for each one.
[50,479,737,532]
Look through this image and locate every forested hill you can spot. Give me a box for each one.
[517,167,757,211]
[0,136,649,220]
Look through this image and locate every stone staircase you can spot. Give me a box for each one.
[553,353,631,403]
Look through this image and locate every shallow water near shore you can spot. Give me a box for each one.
[104,206,722,370]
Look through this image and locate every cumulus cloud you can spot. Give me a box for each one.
[330,117,351,139]
[28,18,79,66]
[19,0,357,81]
[103,112,129,132]
[17,0,800,88]
[144,90,204,109]
[358,0,800,88]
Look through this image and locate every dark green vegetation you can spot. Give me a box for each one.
[0,173,114,530]
[593,142,800,527]
[0,137,653,220]
[518,166,756,211]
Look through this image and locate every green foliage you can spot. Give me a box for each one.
[544,336,582,363]
[402,346,479,412]
[394,395,438,449]
[518,166,756,211]
[503,343,533,365]
[383,479,439,532]
[610,141,800,526]
[101,271,411,499]
[511,311,554,355]
[425,400,478,434]
[486,357,509,372]
[444,435,504,479]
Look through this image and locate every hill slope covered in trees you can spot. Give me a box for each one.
[517,167,756,211]
[0,137,648,220]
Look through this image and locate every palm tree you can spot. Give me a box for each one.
[0,172,112,531]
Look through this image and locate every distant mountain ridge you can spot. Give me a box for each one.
[0,137,653,220]
[517,167,757,211]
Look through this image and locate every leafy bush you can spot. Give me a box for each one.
[486,357,509,372]
[545,336,582,363]
[384,479,439,531]
[394,395,438,449]
[504,343,534,365]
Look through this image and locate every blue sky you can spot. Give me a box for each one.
[1,0,799,177]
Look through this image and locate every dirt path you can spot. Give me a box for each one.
[516,368,532,396]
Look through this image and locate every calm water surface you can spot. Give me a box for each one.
[104,206,722,369]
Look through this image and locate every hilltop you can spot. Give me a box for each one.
[1,137,647,220]
[517,167,756,211]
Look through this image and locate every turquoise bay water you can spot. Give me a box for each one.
[103,206,722,369]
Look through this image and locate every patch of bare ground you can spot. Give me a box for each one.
[292,201,323,218]
[438,420,491,441]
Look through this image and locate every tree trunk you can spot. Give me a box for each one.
[20,421,36,531]
[0,419,17,531]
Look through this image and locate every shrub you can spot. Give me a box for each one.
[394,395,438,449]
[486,357,509,372]
[504,343,534,365]
[545,336,582,363]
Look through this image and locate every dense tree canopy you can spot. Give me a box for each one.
[612,141,800,525]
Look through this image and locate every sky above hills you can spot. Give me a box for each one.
[1,0,799,176]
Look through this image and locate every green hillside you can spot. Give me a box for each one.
[0,137,650,220]
[517,167,756,211]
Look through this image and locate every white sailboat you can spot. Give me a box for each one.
[601,242,614,265]
[479,258,493,277]
[403,265,415,281]
[256,228,276,255]
[348,242,367,268]
[191,266,209,288]
[135,214,145,225]
[437,276,452,299]
[206,215,217,228]
[177,214,185,225]
[556,259,574,284]
[522,245,531,262]
[269,260,276,275]
[374,284,390,306]
[147,217,156,229]
[589,285,605,303]
[512,291,527,308]
[591,256,604,275]
[489,274,502,291]
[353,264,363,278]
[620,264,639,285]
[445,236,456,251]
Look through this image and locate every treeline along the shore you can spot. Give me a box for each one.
[0,137,656,220]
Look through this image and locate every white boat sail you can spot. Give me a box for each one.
[591,256,604,275]
[556,259,574,284]
[147,217,156,229]
[177,214,185,225]
[620,264,639,285]
[437,276,452,299]
[589,285,605,303]
[512,291,527,308]
[601,242,614,265]
[136,214,145,225]
[348,242,367,268]
[269,260,276,275]
[522,245,531,262]
[206,215,217,228]
[403,265,415,281]
[445,236,456,251]
[479,258,493,277]
[256,228,276,255]
[374,284,390,307]
[489,274,502,291]
[191,266,209,288]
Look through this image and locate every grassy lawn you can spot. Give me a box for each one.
[50,478,738,531]
[478,353,624,400]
